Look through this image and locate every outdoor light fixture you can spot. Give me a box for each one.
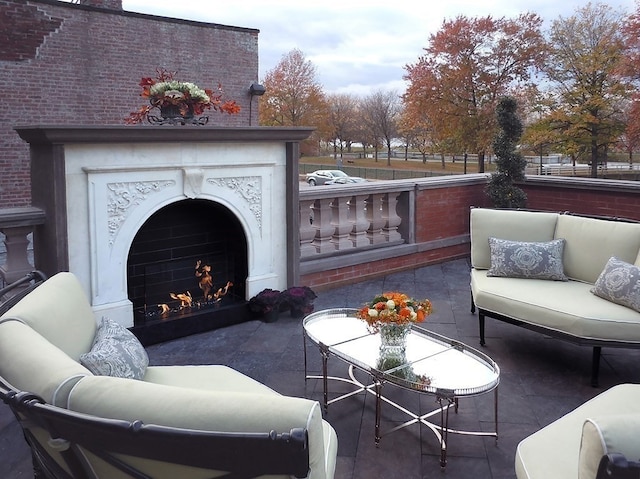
[249,83,266,96]
[248,83,265,126]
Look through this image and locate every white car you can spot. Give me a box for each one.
[305,170,364,186]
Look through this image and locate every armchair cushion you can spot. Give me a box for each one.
[487,237,568,281]
[79,317,148,380]
[591,257,640,313]
[68,374,335,479]
[579,415,640,479]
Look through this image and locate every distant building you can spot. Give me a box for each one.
[0,0,260,208]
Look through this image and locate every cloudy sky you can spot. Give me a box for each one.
[121,0,637,95]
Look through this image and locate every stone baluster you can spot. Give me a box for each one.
[0,207,45,285]
[299,198,316,258]
[365,194,386,245]
[381,192,402,242]
[348,195,370,247]
[311,198,336,253]
[330,196,352,250]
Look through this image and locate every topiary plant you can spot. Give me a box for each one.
[486,96,527,209]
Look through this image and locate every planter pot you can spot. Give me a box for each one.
[160,103,194,120]
[262,310,279,323]
[290,306,313,319]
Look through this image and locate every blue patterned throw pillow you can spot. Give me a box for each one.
[79,317,149,380]
[487,237,568,281]
[591,257,640,313]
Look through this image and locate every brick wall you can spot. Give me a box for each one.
[0,0,259,208]
[524,182,640,221]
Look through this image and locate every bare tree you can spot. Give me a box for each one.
[361,90,401,166]
[325,93,359,161]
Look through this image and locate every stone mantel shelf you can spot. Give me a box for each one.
[14,125,315,145]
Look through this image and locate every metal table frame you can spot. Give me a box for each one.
[303,308,500,468]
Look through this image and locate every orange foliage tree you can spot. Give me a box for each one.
[259,49,328,155]
[622,4,640,164]
[403,14,545,172]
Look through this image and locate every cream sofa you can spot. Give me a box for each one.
[470,207,640,386]
[0,271,337,479]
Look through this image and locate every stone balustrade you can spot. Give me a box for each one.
[4,174,640,291]
[299,183,408,259]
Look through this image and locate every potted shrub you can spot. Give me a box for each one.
[248,288,282,323]
[280,286,317,318]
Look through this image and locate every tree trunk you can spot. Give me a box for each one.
[591,136,598,178]
[478,151,485,173]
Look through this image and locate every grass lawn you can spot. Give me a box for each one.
[300,155,497,175]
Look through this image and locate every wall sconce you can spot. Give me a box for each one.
[249,83,266,96]
[248,83,265,126]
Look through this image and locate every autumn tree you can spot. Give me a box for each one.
[486,97,527,208]
[541,3,631,178]
[361,90,401,166]
[403,13,546,172]
[259,48,328,154]
[325,93,359,160]
[621,4,640,164]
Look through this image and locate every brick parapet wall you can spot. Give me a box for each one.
[522,179,640,221]
[300,176,640,290]
[0,0,259,207]
[301,180,488,289]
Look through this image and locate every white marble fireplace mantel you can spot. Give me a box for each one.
[15,126,312,327]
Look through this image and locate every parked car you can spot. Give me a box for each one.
[305,170,364,186]
[325,176,368,185]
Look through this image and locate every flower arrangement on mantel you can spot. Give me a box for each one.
[125,68,241,124]
[356,292,432,332]
[280,286,318,316]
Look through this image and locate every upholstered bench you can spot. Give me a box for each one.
[470,208,640,386]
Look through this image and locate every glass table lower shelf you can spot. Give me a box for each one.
[302,308,501,468]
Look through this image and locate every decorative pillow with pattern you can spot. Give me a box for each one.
[591,257,640,313]
[487,237,568,281]
[79,317,148,380]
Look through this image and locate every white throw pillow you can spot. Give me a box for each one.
[79,317,148,380]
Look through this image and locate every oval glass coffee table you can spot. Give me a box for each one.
[303,308,500,468]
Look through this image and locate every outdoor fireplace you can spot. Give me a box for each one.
[16,126,311,343]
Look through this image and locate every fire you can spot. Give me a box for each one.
[195,260,232,302]
[169,291,193,308]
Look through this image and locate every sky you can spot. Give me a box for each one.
[120,0,638,96]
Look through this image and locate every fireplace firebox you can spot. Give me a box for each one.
[127,199,249,344]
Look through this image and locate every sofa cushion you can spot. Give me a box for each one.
[487,237,568,281]
[591,257,640,313]
[471,270,640,342]
[0,272,96,360]
[79,317,148,380]
[515,384,640,479]
[578,415,640,479]
[0,320,90,405]
[470,208,559,270]
[555,215,640,284]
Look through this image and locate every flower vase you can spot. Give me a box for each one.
[378,322,411,355]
